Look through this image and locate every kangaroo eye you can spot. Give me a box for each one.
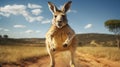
[54,15,57,18]
[62,15,65,18]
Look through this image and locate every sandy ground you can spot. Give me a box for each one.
[1,51,120,67]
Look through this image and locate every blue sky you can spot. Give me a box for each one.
[0,0,120,38]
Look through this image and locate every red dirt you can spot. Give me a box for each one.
[1,51,120,67]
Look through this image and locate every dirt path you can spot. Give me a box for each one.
[1,51,120,67]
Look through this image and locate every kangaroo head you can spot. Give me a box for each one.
[48,1,72,28]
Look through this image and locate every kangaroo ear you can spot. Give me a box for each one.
[61,1,72,13]
[48,2,58,14]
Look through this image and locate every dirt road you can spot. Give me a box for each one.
[1,51,120,67]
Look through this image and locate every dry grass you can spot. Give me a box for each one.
[77,47,120,61]
[0,45,47,63]
[1,45,120,64]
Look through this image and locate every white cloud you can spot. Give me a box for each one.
[41,19,51,24]
[68,9,77,13]
[14,25,26,28]
[25,30,41,34]
[0,4,43,22]
[0,28,10,31]
[0,4,26,15]
[28,3,42,9]
[25,30,34,34]
[25,15,43,22]
[84,24,92,29]
[4,29,9,31]
[31,9,42,15]
[36,30,41,33]
[0,12,10,17]
[0,28,3,30]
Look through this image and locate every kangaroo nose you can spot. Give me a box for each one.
[58,21,62,23]
[58,21,62,26]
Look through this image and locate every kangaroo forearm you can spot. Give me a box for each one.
[65,34,75,44]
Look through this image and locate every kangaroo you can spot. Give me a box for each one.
[46,1,77,67]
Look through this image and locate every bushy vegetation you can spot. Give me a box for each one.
[77,33,118,47]
[104,19,120,49]
[0,38,45,46]
[0,33,119,47]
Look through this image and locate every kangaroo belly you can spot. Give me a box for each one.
[52,31,67,49]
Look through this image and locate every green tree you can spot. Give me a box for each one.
[0,35,2,39]
[3,35,8,39]
[105,19,120,49]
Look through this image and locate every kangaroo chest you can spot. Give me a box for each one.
[52,26,71,48]
[53,29,67,43]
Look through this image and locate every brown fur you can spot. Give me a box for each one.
[46,24,77,51]
[46,1,77,67]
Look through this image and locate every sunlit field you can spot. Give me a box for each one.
[0,45,120,64]
[77,47,120,61]
[0,45,47,63]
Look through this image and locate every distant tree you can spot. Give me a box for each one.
[3,35,8,39]
[0,35,1,44]
[0,35,2,39]
[104,19,120,49]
